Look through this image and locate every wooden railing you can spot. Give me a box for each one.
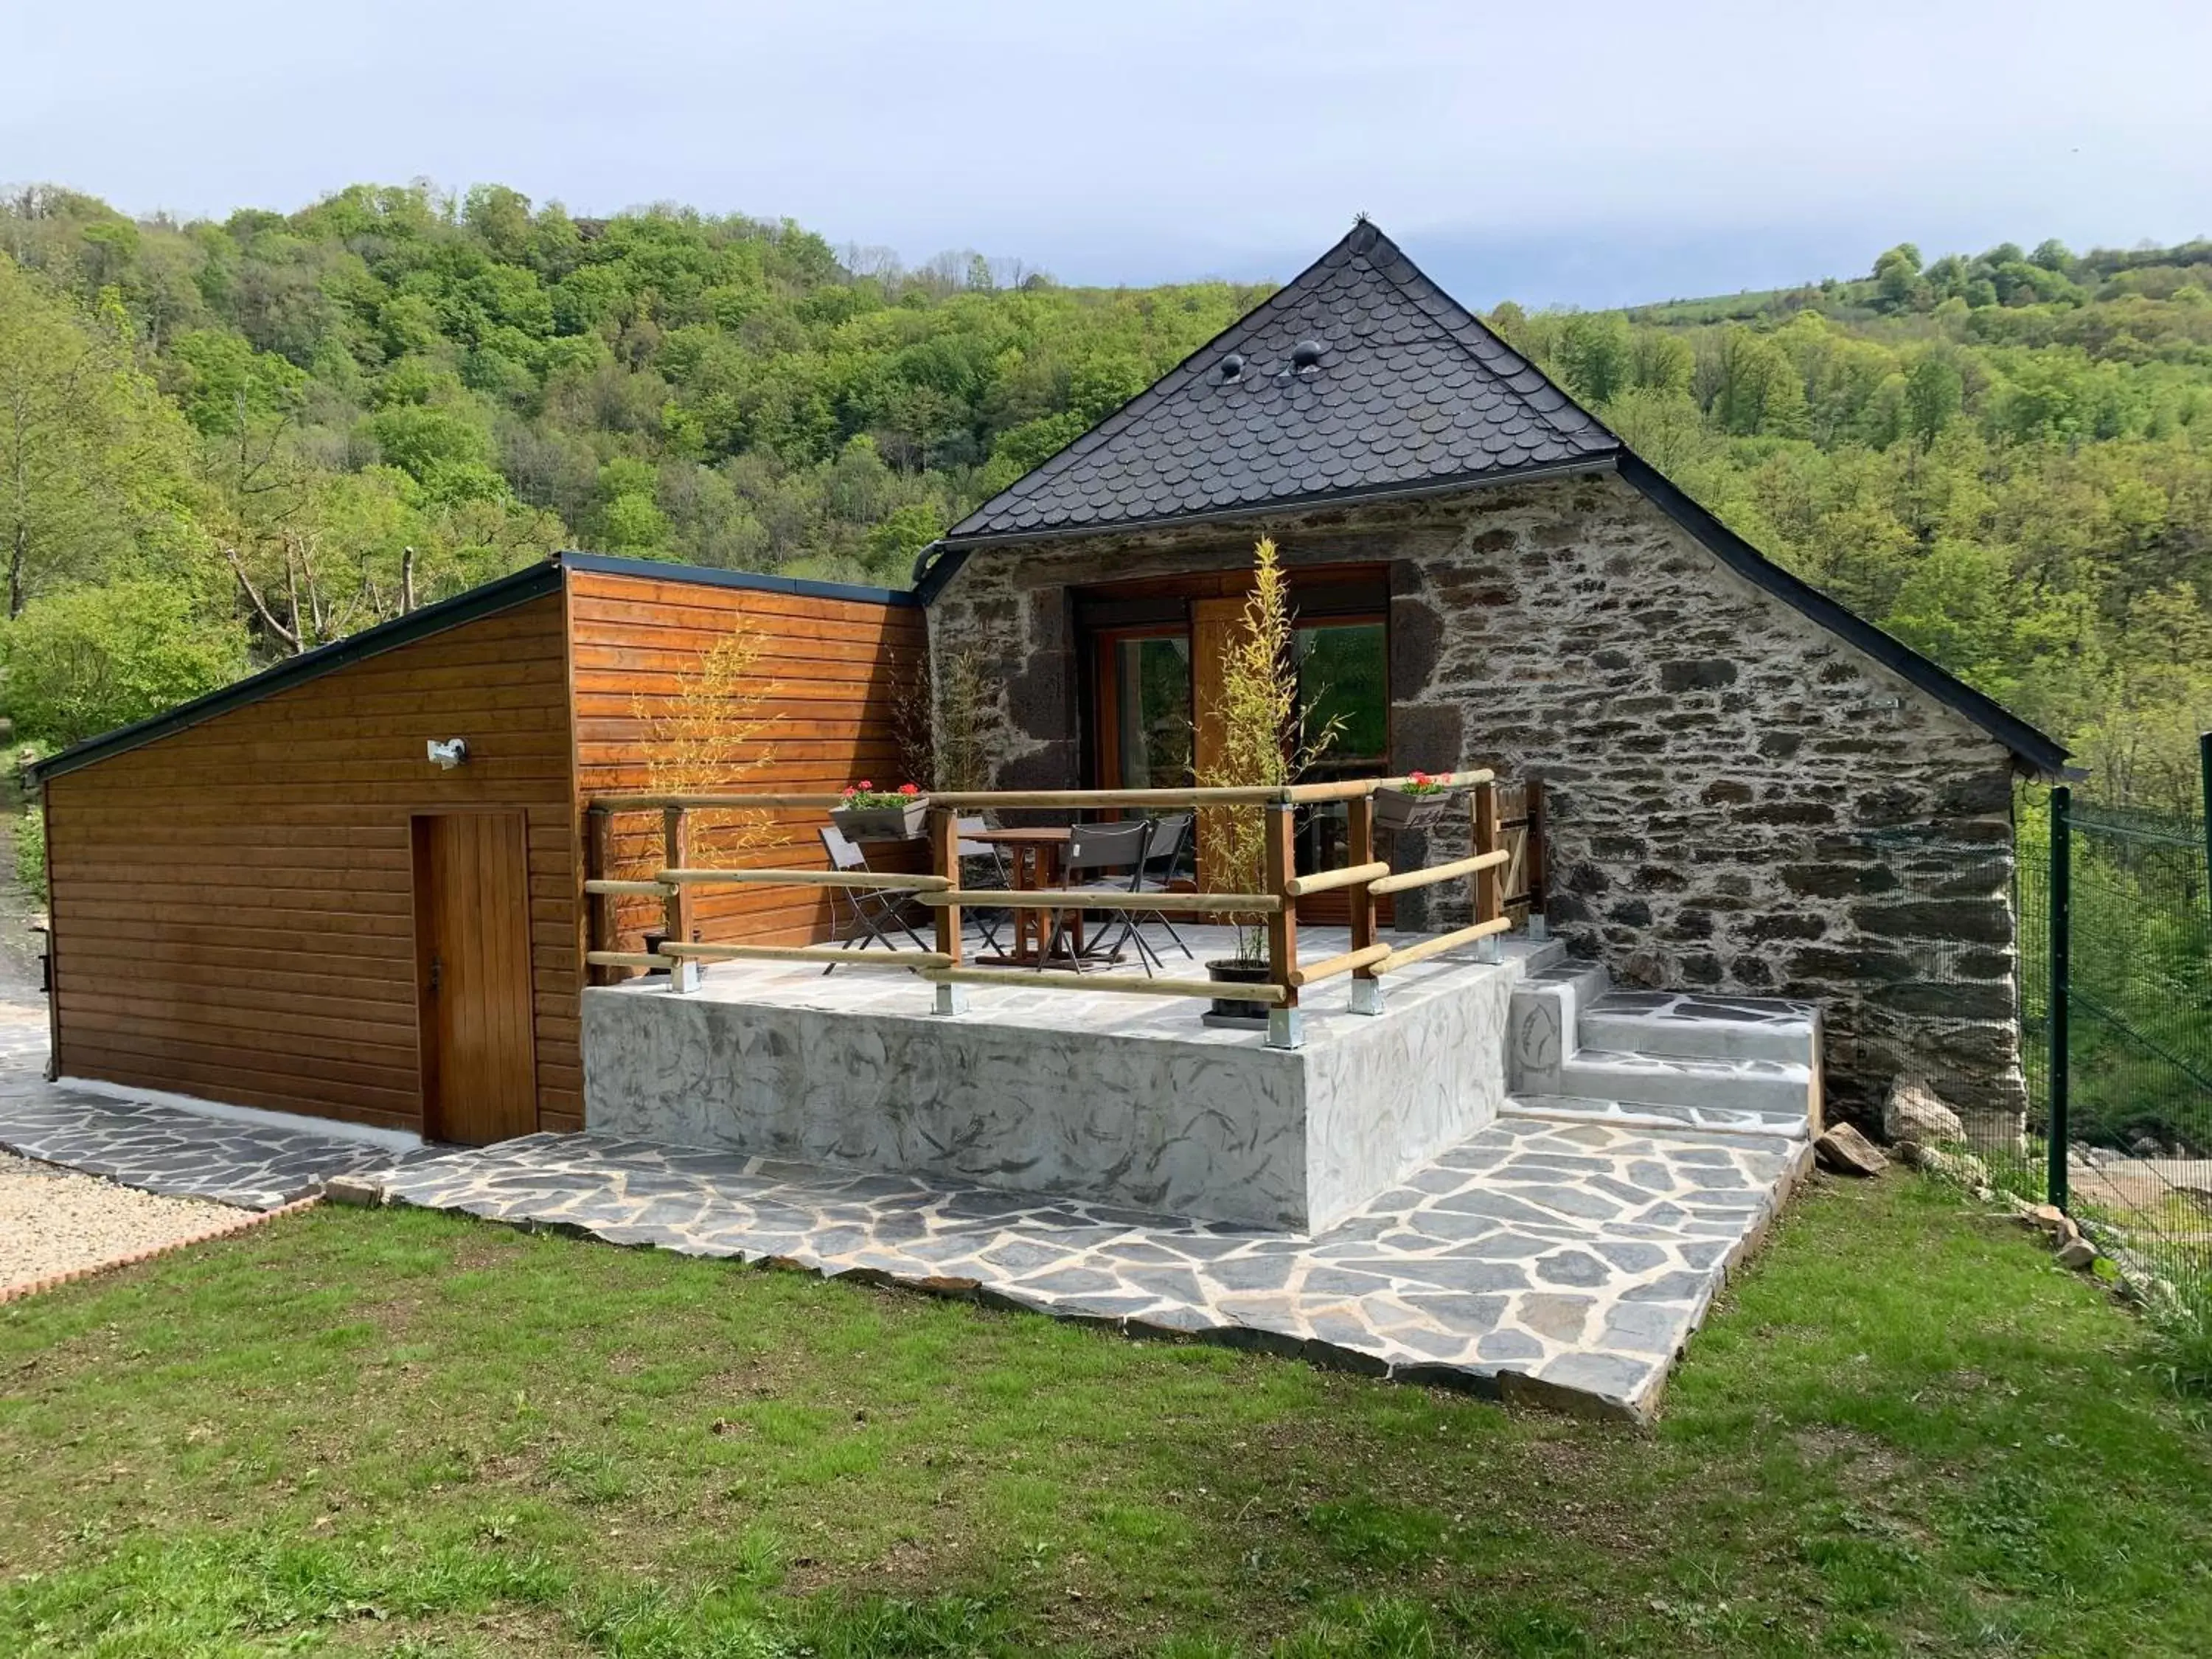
[582,771,1537,1048]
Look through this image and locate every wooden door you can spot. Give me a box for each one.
[412,812,537,1144]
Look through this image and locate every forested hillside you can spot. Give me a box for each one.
[1,183,2206,809]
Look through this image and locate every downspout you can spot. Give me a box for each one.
[909,539,947,590]
[911,539,972,606]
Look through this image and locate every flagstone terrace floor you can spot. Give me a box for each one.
[373,1119,1806,1419]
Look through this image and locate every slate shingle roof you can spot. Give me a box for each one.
[945,220,1619,544]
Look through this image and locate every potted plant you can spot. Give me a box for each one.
[1195,536,1341,1024]
[830,780,928,841]
[1373,769,1460,832]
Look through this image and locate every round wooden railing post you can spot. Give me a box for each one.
[1263,802,1301,1048]
[586,805,619,987]
[663,807,699,992]
[1470,777,1503,964]
[928,805,967,1015]
[1346,790,1383,1016]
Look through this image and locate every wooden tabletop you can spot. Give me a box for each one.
[961,827,1071,845]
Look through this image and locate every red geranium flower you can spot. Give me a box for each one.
[898,782,920,796]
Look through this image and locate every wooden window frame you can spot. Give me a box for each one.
[1091,619,1197,795]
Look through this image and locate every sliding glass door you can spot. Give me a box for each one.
[1107,633,1195,789]
[1291,620,1389,877]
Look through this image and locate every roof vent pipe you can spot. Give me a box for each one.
[1290,339,1324,374]
[1217,352,1245,382]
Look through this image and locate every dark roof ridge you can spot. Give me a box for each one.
[945,218,1618,545]
[1343,220,1615,451]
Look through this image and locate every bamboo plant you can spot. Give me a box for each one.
[632,627,782,869]
[1196,536,1340,964]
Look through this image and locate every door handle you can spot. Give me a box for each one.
[428,954,442,995]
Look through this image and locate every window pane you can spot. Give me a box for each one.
[1116,636,1193,788]
[1295,622,1387,767]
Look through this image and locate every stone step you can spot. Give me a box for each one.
[1503,1092,1812,1143]
[1554,1048,1815,1127]
[1507,934,1570,975]
[1579,991,1819,1066]
[1506,956,1613,1096]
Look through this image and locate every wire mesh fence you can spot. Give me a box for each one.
[1848,734,2212,1324]
[2039,781,2212,1311]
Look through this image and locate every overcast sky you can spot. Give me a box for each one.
[7,1,2209,308]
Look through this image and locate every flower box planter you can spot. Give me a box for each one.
[830,801,929,841]
[1372,786,1458,832]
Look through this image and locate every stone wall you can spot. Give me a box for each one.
[925,473,2029,1130]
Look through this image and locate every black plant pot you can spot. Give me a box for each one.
[1203,957,1273,1025]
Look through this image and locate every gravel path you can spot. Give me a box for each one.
[0,1149,240,1293]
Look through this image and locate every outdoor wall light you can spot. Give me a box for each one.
[426,737,470,770]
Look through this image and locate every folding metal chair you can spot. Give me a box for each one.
[818,825,928,973]
[956,815,1012,955]
[1041,819,1160,975]
[1128,812,1197,961]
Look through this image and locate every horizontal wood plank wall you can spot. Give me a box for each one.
[566,570,926,953]
[44,594,584,1135]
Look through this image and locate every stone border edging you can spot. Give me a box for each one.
[0,1194,322,1306]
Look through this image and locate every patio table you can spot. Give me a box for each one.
[961,826,1084,966]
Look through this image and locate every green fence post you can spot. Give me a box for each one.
[2199,731,2210,894]
[2048,785,2070,1213]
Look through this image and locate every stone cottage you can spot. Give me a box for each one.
[912,221,2065,1129]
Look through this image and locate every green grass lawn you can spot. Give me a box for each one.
[2,1172,2208,1658]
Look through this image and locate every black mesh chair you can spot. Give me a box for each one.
[1042,819,1159,975]
[956,815,1012,955]
[1128,812,1196,961]
[818,825,928,973]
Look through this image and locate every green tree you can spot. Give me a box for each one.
[1558,312,1632,404]
[0,259,205,616]
[1710,327,1808,437]
[1904,355,1964,449]
[1,579,246,744]
[1872,243,1926,311]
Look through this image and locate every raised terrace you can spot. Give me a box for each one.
[580,774,1530,1225]
[534,776,1827,1413]
[584,923,1530,1231]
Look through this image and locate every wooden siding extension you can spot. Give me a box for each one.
[44,594,585,1135]
[566,569,926,953]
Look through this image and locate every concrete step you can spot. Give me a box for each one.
[1504,1092,1812,1144]
[1579,991,1818,1066]
[1554,1048,1815,1129]
[1506,956,1613,1096]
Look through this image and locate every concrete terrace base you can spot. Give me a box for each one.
[581,928,1542,1231]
